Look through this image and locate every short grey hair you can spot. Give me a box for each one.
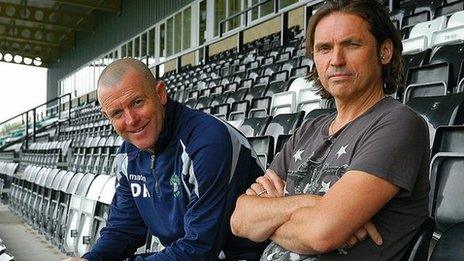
[98,58,157,89]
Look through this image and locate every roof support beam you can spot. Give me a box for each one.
[0,2,94,32]
[0,23,74,48]
[54,0,121,13]
[0,38,60,59]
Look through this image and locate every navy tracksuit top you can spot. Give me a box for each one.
[83,99,265,261]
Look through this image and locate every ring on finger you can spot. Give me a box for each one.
[257,190,267,196]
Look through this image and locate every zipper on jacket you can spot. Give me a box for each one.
[151,155,160,197]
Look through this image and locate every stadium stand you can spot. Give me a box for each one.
[0,0,463,260]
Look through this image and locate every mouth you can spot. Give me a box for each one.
[328,73,353,82]
[129,122,149,134]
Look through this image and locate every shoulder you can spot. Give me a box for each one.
[295,111,334,138]
[377,98,428,133]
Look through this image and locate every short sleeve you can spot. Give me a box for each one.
[347,108,430,196]
[269,126,303,179]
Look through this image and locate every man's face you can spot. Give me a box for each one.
[313,12,385,100]
[98,70,167,152]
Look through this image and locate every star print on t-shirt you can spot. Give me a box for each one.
[293,149,304,162]
[336,144,349,159]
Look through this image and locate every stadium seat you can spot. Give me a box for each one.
[229,101,249,121]
[429,43,464,89]
[248,97,271,118]
[429,221,464,261]
[263,112,304,151]
[430,10,464,48]
[270,92,296,116]
[45,170,67,240]
[247,136,274,168]
[404,62,451,102]
[297,88,322,115]
[403,81,448,103]
[431,125,464,156]
[403,16,447,54]
[401,218,434,261]
[406,93,464,147]
[76,174,112,256]
[429,153,464,237]
[54,172,83,248]
[63,173,96,254]
[238,117,272,137]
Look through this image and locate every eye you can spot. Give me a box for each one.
[110,110,122,119]
[133,98,144,107]
[317,45,331,54]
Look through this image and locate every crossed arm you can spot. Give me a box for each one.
[230,169,399,254]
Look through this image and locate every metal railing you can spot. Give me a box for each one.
[0,93,72,150]
[219,0,279,37]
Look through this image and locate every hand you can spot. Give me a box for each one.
[61,258,87,261]
[246,169,285,197]
[343,221,383,248]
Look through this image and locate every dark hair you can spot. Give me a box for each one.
[306,0,403,99]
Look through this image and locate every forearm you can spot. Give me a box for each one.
[230,194,321,242]
[270,206,327,255]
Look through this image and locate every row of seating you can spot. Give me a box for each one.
[7,166,115,257]
[0,238,14,261]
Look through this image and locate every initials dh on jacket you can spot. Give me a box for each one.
[129,174,150,198]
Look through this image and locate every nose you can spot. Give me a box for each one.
[330,47,346,67]
[124,109,139,126]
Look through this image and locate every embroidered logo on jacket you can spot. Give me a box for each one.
[170,174,181,197]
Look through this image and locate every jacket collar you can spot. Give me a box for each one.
[153,97,178,155]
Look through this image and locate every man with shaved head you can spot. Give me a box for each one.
[64,58,265,261]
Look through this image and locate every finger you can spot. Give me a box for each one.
[265,170,285,196]
[246,188,257,196]
[256,176,277,196]
[345,235,358,248]
[354,227,368,241]
[250,182,265,195]
[365,222,383,245]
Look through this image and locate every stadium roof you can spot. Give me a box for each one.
[0,0,121,67]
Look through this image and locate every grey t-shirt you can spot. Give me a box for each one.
[261,97,430,261]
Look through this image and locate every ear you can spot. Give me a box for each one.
[155,81,168,106]
[379,39,393,65]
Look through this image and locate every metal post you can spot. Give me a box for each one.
[25,111,29,149]
[32,108,36,142]
[58,96,61,120]
[281,12,289,46]
[177,56,182,73]
[238,31,244,54]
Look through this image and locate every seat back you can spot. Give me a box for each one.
[247,136,274,168]
[429,154,464,236]
[406,93,464,147]
[271,92,296,116]
[401,218,434,261]
[431,125,464,157]
[239,117,272,137]
[264,112,304,151]
[430,221,464,261]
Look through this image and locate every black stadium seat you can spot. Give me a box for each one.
[406,93,464,147]
[247,136,274,168]
[431,125,464,157]
[264,112,304,151]
[429,154,464,235]
[429,43,464,90]
[429,221,464,261]
[238,116,272,137]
